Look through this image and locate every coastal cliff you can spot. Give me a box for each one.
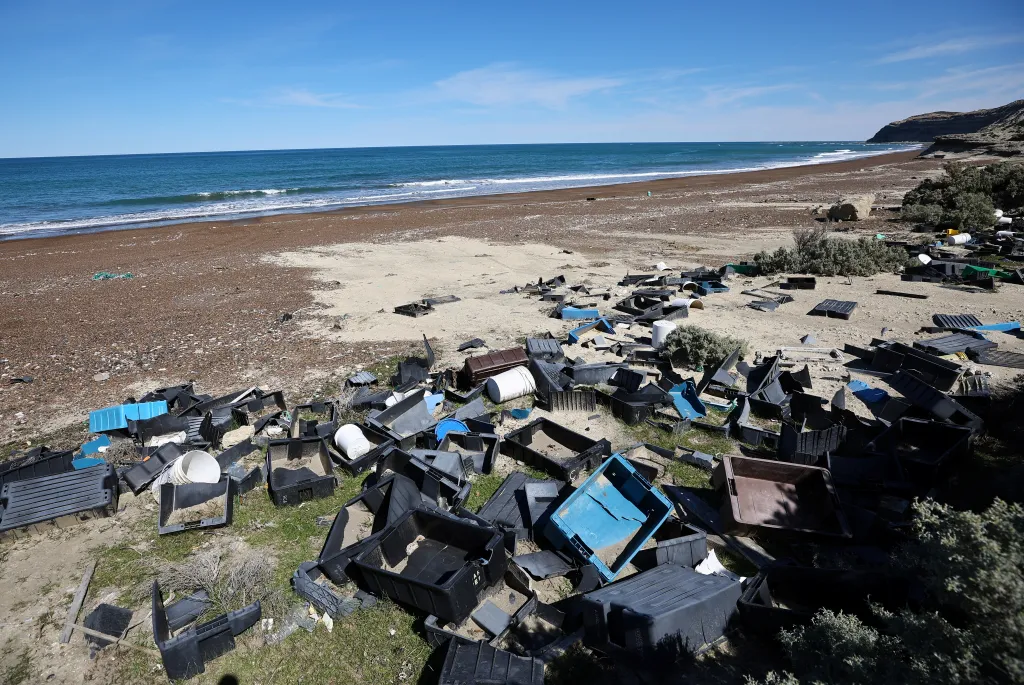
[868,99,1024,156]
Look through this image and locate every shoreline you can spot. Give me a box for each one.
[1,149,920,247]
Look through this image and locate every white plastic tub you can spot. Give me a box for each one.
[486,366,537,403]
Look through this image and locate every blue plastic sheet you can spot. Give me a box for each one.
[668,381,707,420]
[848,380,889,404]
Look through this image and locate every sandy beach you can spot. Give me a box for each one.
[7,148,1021,444]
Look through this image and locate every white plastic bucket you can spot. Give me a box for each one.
[946,233,971,245]
[334,424,371,460]
[917,253,933,265]
[652,320,677,349]
[169,450,220,485]
[994,209,1004,218]
[487,366,536,403]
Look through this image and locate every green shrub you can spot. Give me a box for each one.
[753,227,907,277]
[901,161,1024,228]
[774,499,1024,685]
[661,325,746,370]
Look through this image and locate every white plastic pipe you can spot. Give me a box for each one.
[486,366,536,403]
[334,424,372,460]
[669,297,705,310]
[946,233,971,245]
[652,320,677,349]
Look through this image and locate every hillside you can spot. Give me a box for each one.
[868,99,1024,156]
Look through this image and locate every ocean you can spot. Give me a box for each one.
[0,142,918,239]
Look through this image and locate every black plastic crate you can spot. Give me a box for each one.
[500,418,611,481]
[866,417,972,483]
[0,465,119,537]
[375,448,470,509]
[476,471,560,542]
[579,564,741,656]
[738,566,912,637]
[439,641,544,685]
[439,431,500,475]
[266,438,337,506]
[424,565,539,648]
[352,508,507,624]
[289,401,338,439]
[887,371,982,431]
[158,477,234,535]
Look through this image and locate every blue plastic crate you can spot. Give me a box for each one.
[560,306,600,320]
[567,318,614,344]
[545,454,672,581]
[89,401,168,433]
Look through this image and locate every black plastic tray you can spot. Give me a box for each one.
[122,442,188,494]
[439,641,544,685]
[0,465,119,536]
[500,418,610,481]
[289,401,338,439]
[352,508,507,624]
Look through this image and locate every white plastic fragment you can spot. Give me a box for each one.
[695,549,746,583]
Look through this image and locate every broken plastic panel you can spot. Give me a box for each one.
[0,448,76,490]
[89,400,169,434]
[352,508,507,624]
[476,471,563,542]
[376,448,471,510]
[291,562,361,620]
[152,580,261,681]
[501,417,610,481]
[439,431,500,475]
[713,455,850,538]
[366,389,437,448]
[424,565,539,649]
[886,371,982,431]
[438,641,544,685]
[546,454,672,582]
[631,517,709,570]
[579,564,740,656]
[567,318,615,344]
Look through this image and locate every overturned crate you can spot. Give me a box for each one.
[501,417,610,481]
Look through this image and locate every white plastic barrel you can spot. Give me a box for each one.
[334,424,371,460]
[487,366,536,403]
[947,233,971,245]
[994,209,1004,218]
[652,320,677,349]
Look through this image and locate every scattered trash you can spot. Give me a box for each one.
[92,271,133,280]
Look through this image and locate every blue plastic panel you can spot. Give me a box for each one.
[970,321,1020,332]
[546,454,672,581]
[561,306,600,320]
[668,381,707,420]
[567,318,614,344]
[89,401,168,433]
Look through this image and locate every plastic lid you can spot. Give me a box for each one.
[435,418,469,441]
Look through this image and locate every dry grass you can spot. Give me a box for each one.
[158,543,286,618]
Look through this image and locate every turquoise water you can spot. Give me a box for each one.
[0,142,917,239]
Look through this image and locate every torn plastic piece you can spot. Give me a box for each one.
[668,380,707,420]
[579,564,740,656]
[876,289,928,299]
[458,338,486,352]
[748,300,779,312]
[566,361,627,385]
[158,477,233,535]
[513,550,575,579]
[970,321,1021,332]
[0,465,118,536]
[915,332,996,356]
[678,446,715,471]
[165,591,213,632]
[375,448,470,509]
[694,549,743,581]
[266,438,337,506]
[290,402,337,440]
[367,389,437,447]
[291,562,361,620]
[476,471,560,541]
[809,299,857,319]
[501,418,610,481]
[439,641,544,685]
[867,417,972,483]
[89,400,169,434]
[545,454,672,582]
[848,379,889,405]
[352,508,507,624]
[152,580,260,681]
[713,455,850,538]
[346,371,378,387]
[424,295,461,306]
[439,431,499,475]
[559,305,600,320]
[122,442,186,494]
[886,370,982,431]
[931,313,983,330]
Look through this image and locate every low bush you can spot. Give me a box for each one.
[901,161,1024,228]
[661,325,746,370]
[753,227,907,276]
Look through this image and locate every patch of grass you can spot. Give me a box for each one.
[0,421,90,463]
[197,599,432,685]
[2,648,31,685]
[364,355,405,386]
[754,227,907,277]
[665,460,714,490]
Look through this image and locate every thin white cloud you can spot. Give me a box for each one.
[875,36,1023,64]
[433,64,623,109]
[701,84,798,107]
[269,88,363,109]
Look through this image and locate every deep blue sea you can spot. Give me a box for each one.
[0,142,918,239]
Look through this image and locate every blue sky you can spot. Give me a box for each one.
[1,0,1021,157]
